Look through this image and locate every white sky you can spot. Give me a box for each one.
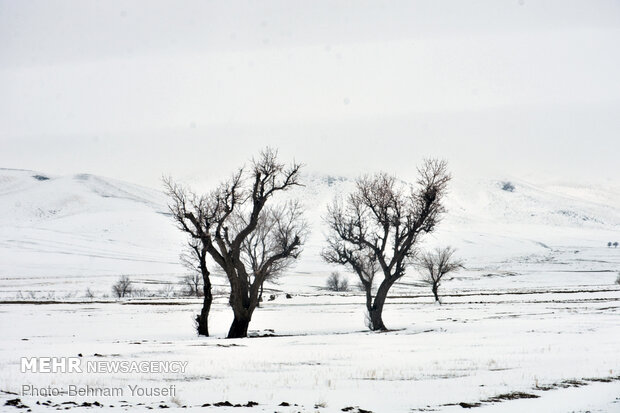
[1,0,619,187]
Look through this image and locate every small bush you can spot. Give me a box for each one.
[326,272,349,292]
[131,288,148,298]
[616,273,620,285]
[159,284,177,298]
[501,181,515,192]
[112,275,132,298]
[85,288,95,299]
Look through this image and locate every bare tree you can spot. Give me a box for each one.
[417,247,464,303]
[164,186,214,336]
[112,275,132,298]
[235,201,306,305]
[326,272,349,292]
[164,148,307,338]
[322,160,450,331]
[179,247,205,297]
[179,273,203,297]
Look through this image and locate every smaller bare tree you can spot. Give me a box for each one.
[326,272,349,292]
[615,272,620,285]
[112,275,133,298]
[179,273,204,297]
[417,247,463,303]
[236,202,307,305]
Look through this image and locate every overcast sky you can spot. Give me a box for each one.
[1,0,619,187]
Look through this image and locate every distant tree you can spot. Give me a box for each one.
[616,273,620,285]
[165,148,307,338]
[84,288,95,299]
[322,160,451,331]
[609,242,613,248]
[179,273,203,297]
[417,247,464,303]
[326,272,349,292]
[112,275,132,298]
[614,242,619,248]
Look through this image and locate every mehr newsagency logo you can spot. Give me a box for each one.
[21,357,188,374]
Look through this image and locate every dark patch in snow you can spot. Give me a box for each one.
[482,391,539,402]
[458,401,481,408]
[325,175,347,187]
[4,398,28,408]
[501,181,515,192]
[555,209,603,224]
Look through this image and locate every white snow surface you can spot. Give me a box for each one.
[1,167,620,412]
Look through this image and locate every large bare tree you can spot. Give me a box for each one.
[417,246,463,303]
[165,148,307,338]
[322,160,450,331]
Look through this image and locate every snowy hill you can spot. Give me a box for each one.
[299,172,620,267]
[0,168,619,299]
[0,168,185,298]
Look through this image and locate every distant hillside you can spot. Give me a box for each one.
[0,168,618,298]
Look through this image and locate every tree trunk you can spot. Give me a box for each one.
[257,282,264,308]
[227,314,251,338]
[432,284,440,303]
[196,275,212,336]
[196,294,211,336]
[226,275,256,338]
[367,276,396,331]
[368,306,387,331]
[364,282,373,314]
[226,267,263,338]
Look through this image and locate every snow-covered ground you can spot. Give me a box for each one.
[2,285,620,412]
[1,167,620,412]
